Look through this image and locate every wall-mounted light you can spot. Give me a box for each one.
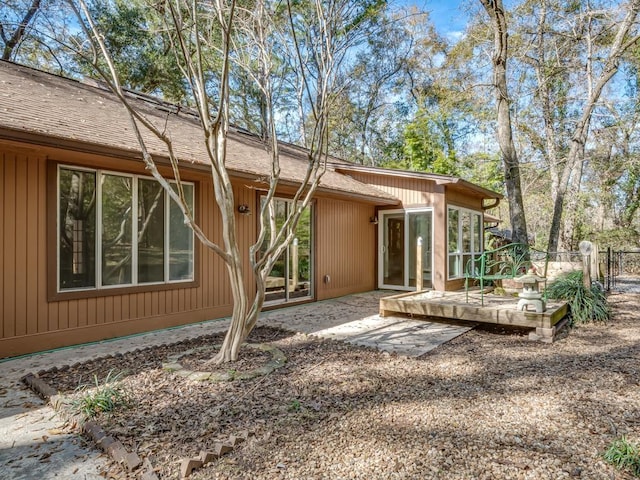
[369,216,378,225]
[237,204,251,215]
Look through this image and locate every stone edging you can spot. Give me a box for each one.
[179,430,255,478]
[162,342,287,382]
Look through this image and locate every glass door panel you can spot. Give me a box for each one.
[408,211,433,288]
[383,214,405,287]
[380,210,433,290]
[263,198,313,304]
[291,206,312,299]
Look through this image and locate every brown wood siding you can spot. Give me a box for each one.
[346,172,437,207]
[446,188,484,211]
[0,144,247,358]
[315,198,376,300]
[0,150,6,341]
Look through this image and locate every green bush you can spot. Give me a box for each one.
[71,370,130,419]
[545,271,610,324]
[603,436,640,477]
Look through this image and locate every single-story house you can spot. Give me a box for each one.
[0,61,502,358]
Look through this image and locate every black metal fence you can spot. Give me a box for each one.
[601,248,640,291]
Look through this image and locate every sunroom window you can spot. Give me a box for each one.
[58,166,194,292]
[447,206,483,279]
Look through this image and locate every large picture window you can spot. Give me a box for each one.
[447,206,482,279]
[58,166,194,292]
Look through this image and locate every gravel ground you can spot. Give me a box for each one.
[41,292,640,480]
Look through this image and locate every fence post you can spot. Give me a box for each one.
[416,237,423,292]
[579,241,593,289]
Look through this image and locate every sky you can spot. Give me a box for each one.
[412,0,473,40]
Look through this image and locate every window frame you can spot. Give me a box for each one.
[447,205,483,280]
[259,195,315,306]
[48,161,199,301]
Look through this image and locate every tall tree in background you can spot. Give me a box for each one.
[478,0,529,245]
[0,0,40,60]
[553,0,640,251]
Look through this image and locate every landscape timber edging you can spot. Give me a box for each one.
[20,339,282,479]
[21,372,146,475]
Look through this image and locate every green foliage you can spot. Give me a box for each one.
[400,107,458,175]
[71,370,130,419]
[77,0,189,102]
[590,227,640,250]
[603,436,640,477]
[461,152,505,193]
[545,271,610,325]
[288,399,302,412]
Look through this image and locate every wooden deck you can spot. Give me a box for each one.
[380,290,568,331]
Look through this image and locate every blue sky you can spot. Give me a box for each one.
[411,0,472,39]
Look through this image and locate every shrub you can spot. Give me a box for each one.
[603,436,640,477]
[545,271,610,324]
[71,370,130,418]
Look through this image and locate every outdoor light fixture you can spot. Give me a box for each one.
[237,204,251,215]
[370,216,378,225]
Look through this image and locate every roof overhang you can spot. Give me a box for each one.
[0,127,400,206]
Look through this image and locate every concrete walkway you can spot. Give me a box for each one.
[0,290,473,479]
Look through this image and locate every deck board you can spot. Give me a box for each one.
[380,290,568,329]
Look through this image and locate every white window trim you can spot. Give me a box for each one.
[57,165,195,293]
[447,205,483,280]
[377,208,435,291]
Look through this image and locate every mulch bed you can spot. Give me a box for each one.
[36,293,640,479]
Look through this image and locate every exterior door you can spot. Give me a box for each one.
[262,198,313,304]
[383,214,405,287]
[379,210,433,290]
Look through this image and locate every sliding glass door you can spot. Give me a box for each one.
[262,198,313,304]
[379,209,433,290]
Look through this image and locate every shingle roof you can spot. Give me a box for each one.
[0,61,398,204]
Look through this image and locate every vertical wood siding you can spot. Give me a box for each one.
[0,150,6,341]
[0,147,247,358]
[315,198,376,300]
[347,172,437,206]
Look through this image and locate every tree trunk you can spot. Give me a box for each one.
[560,154,584,251]
[1,0,41,60]
[479,0,528,245]
[547,0,640,253]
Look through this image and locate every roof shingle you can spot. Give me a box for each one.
[0,61,398,204]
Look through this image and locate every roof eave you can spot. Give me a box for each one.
[330,162,503,200]
[0,128,399,206]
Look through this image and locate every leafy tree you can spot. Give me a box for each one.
[74,0,189,102]
[0,0,41,60]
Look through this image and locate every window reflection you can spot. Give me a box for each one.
[58,166,194,291]
[59,168,96,289]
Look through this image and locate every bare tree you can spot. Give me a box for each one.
[479,0,529,245]
[0,0,41,60]
[69,0,355,362]
[553,0,640,251]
